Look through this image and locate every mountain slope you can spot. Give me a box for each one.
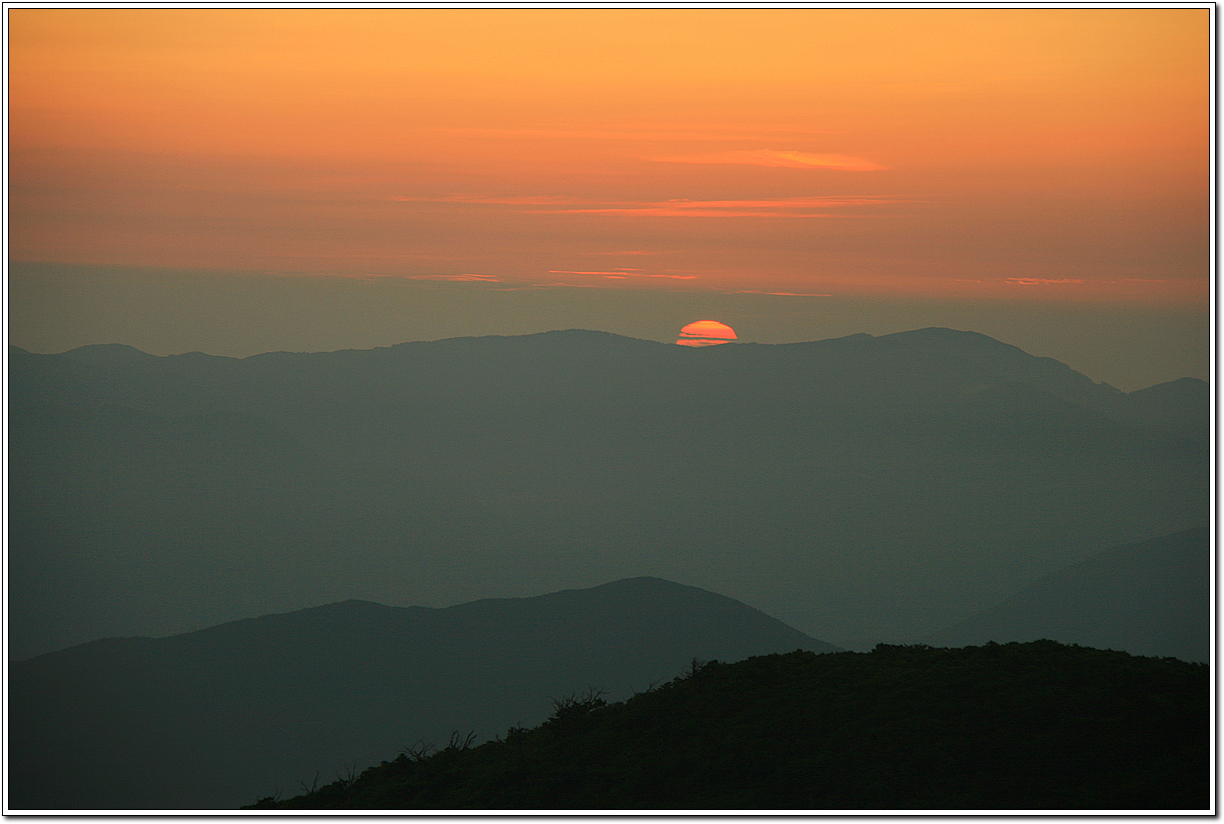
[923,528,1210,661]
[8,578,837,810]
[252,643,1209,811]
[1108,376,1210,437]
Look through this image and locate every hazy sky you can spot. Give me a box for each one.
[6,7,1212,389]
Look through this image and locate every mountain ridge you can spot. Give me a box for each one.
[9,577,838,810]
[16,577,801,665]
[14,326,1200,395]
[9,326,1206,659]
[924,527,1209,661]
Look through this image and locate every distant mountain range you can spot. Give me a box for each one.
[925,527,1209,662]
[9,327,1207,660]
[8,577,837,810]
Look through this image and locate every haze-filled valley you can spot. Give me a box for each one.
[8,327,1210,810]
[9,328,1207,661]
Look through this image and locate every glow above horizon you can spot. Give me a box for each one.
[6,8,1210,305]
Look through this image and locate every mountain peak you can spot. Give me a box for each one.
[884,326,1008,344]
[60,343,158,365]
[878,326,1029,357]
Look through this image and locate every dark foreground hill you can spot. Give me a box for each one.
[8,328,1207,660]
[8,578,836,810]
[249,642,1208,812]
[925,528,1210,661]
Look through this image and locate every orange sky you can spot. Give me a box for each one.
[7,7,1211,303]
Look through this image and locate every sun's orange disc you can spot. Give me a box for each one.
[676,320,737,347]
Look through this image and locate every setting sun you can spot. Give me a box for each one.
[677,320,738,347]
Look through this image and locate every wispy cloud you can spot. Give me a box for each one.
[542,205,832,218]
[549,269,696,280]
[652,149,886,171]
[408,273,502,282]
[398,266,702,291]
[392,195,586,206]
[729,289,834,297]
[533,196,899,219]
[676,338,734,347]
[392,194,900,219]
[1005,277,1085,286]
[548,269,643,276]
[433,126,841,143]
[492,280,605,290]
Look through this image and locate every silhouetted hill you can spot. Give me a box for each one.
[924,528,1209,661]
[8,328,1207,659]
[8,578,837,810]
[1109,376,1210,437]
[51,342,163,366]
[877,327,1123,405]
[249,642,1208,811]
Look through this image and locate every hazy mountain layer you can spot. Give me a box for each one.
[251,643,1208,811]
[924,527,1209,661]
[8,577,836,810]
[8,328,1208,658]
